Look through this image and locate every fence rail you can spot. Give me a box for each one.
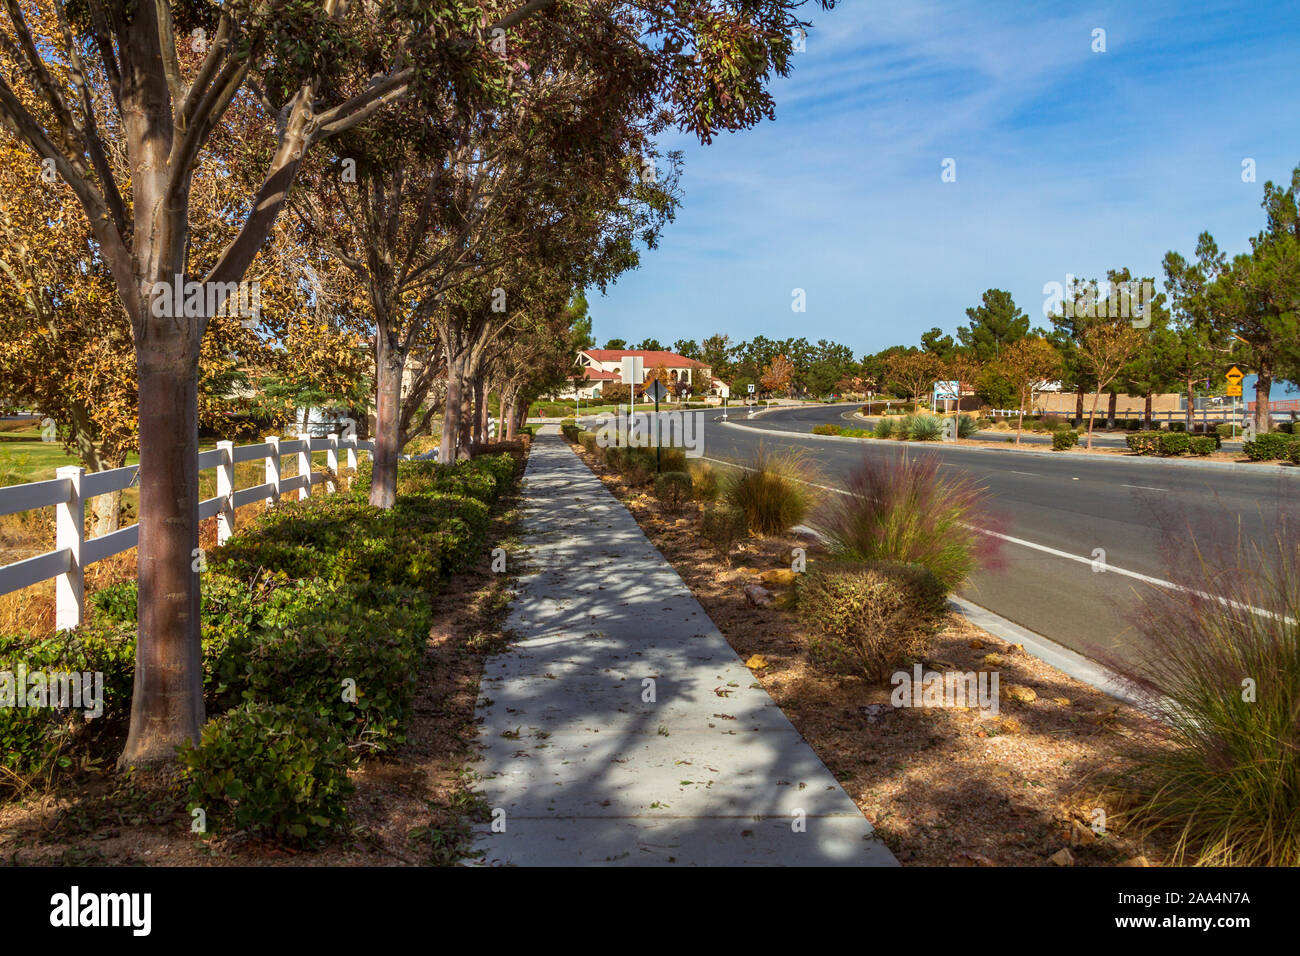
[0,434,372,630]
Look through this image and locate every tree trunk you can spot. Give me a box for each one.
[1074,390,1085,428]
[1106,391,1117,429]
[473,378,488,446]
[440,351,464,464]
[503,387,518,440]
[369,337,405,509]
[1144,392,1153,430]
[1085,392,1102,449]
[119,341,203,767]
[1186,378,1196,431]
[1255,371,1272,434]
[1015,392,1024,445]
[456,364,474,458]
[92,487,124,539]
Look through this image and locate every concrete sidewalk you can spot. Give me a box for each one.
[467,431,896,866]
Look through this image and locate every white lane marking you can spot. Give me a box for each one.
[1121,483,1167,492]
[1009,470,1039,476]
[700,455,1290,624]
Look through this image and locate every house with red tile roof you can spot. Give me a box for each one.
[562,349,731,401]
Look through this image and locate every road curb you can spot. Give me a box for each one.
[946,596,1148,713]
[721,419,1299,477]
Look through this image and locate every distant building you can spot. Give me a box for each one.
[562,349,730,401]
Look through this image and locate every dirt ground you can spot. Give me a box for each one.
[568,437,1176,867]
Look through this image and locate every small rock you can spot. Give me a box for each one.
[760,568,797,588]
[1053,697,1071,707]
[998,716,1024,735]
[1049,847,1075,866]
[1118,855,1150,867]
[980,653,1004,668]
[744,584,774,607]
[1070,822,1097,846]
[1005,643,1024,654]
[1005,684,1037,704]
[968,639,985,650]
[745,653,769,670]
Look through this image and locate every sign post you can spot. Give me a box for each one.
[620,355,644,447]
[934,380,960,440]
[1225,366,1244,437]
[646,378,668,473]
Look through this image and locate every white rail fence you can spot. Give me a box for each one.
[0,434,372,631]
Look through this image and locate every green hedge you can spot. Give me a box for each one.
[1,453,522,828]
[1243,433,1299,461]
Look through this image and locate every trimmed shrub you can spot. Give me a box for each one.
[212,493,490,592]
[812,451,1000,592]
[0,619,136,793]
[1289,442,1300,465]
[722,446,818,536]
[578,432,599,454]
[213,580,432,751]
[810,424,843,436]
[603,445,628,471]
[797,561,948,681]
[1159,431,1192,456]
[699,505,749,564]
[1189,435,1216,456]
[1243,433,1299,461]
[1052,430,1079,451]
[873,417,894,439]
[560,418,580,442]
[654,471,693,513]
[179,702,356,845]
[1126,431,1162,456]
[1216,423,1234,438]
[1168,420,1187,432]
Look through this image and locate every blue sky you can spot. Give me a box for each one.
[588,0,1300,375]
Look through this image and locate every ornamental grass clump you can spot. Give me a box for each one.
[1105,515,1300,866]
[812,450,1001,592]
[722,444,820,536]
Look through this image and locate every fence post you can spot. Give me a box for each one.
[265,436,281,507]
[55,465,84,631]
[326,434,339,492]
[346,436,358,472]
[216,440,235,544]
[298,432,312,500]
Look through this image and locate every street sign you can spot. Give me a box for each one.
[934,380,959,401]
[747,384,756,394]
[1226,382,1242,397]
[645,379,668,403]
[1225,365,1244,384]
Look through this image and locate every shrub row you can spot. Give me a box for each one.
[1126,431,1221,457]
[1243,432,1300,461]
[1,453,521,845]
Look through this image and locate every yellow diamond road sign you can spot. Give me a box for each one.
[1226,366,1244,384]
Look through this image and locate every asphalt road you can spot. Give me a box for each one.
[692,403,1298,668]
